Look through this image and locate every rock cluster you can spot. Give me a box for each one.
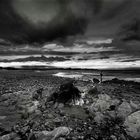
[0,75,140,140]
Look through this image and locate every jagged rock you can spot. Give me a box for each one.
[89,94,121,123]
[98,94,111,101]
[58,138,66,140]
[92,78,100,84]
[130,100,139,111]
[124,110,140,139]
[58,103,65,109]
[26,101,40,114]
[47,114,54,119]
[110,135,117,140]
[32,88,43,100]
[51,81,81,105]
[89,94,112,113]
[117,101,132,118]
[0,133,19,140]
[0,127,10,137]
[19,100,40,118]
[74,98,84,106]
[88,86,100,96]
[35,127,71,140]
[106,110,116,118]
[110,99,120,107]
[90,99,110,112]
[0,93,12,102]
[54,118,61,125]
[94,112,105,124]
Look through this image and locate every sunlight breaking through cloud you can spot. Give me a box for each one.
[0,59,139,69]
[51,59,140,69]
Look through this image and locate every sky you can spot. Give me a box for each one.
[0,0,140,69]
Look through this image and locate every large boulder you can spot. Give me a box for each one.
[124,111,140,139]
[90,99,110,112]
[51,81,81,105]
[89,94,119,113]
[35,127,71,140]
[117,101,132,118]
[89,94,121,124]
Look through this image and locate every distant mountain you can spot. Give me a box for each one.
[0,55,69,62]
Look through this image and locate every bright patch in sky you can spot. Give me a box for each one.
[86,38,113,45]
[50,59,140,69]
[0,61,49,68]
[0,59,139,69]
[0,55,40,60]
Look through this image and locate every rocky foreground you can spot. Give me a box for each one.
[0,71,140,140]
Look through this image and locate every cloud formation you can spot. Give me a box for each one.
[0,39,139,69]
[0,0,139,43]
[0,0,140,69]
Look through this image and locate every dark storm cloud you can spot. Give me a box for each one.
[0,0,140,44]
[0,0,26,43]
[0,0,90,43]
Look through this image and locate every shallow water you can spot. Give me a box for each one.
[53,71,140,82]
[53,72,83,79]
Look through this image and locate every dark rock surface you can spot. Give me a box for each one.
[0,70,139,140]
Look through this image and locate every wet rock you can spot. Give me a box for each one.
[58,103,64,109]
[35,127,71,140]
[117,101,132,118]
[74,98,84,106]
[124,110,140,139]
